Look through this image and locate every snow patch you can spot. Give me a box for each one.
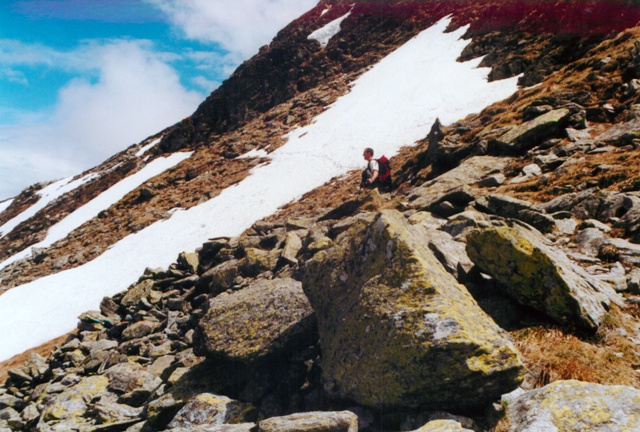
[0,152,193,271]
[0,17,520,362]
[0,199,14,214]
[237,148,270,159]
[135,137,162,157]
[0,173,98,239]
[320,8,329,16]
[308,12,351,47]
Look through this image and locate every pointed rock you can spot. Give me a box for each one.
[302,210,524,409]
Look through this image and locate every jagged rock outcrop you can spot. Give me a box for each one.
[507,380,640,431]
[194,278,315,361]
[302,209,524,409]
[466,222,622,331]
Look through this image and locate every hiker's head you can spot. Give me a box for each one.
[363,147,374,161]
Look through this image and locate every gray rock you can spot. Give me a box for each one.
[195,278,315,362]
[122,320,159,341]
[281,232,303,265]
[508,380,640,431]
[425,229,474,282]
[412,420,474,431]
[121,279,155,308]
[258,411,358,432]
[594,118,640,146]
[575,228,606,256]
[627,268,640,294]
[302,210,524,409]
[410,156,511,209]
[467,223,622,331]
[167,393,256,429]
[178,252,199,274]
[492,108,571,152]
[477,173,506,187]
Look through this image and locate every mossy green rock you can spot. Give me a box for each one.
[194,278,315,361]
[302,210,524,409]
[466,224,619,331]
[493,108,571,151]
[508,380,640,431]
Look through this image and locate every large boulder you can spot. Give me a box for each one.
[466,223,621,331]
[302,210,524,409]
[194,278,315,362]
[492,108,571,152]
[258,411,358,432]
[508,380,640,431]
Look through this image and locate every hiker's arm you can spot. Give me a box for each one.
[367,170,379,183]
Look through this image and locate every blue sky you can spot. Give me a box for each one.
[0,0,317,200]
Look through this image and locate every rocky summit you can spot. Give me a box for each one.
[5,1,640,431]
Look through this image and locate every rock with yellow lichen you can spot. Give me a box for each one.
[166,393,257,429]
[39,375,110,429]
[413,419,474,431]
[193,278,315,362]
[257,410,358,432]
[301,210,524,409]
[507,380,640,431]
[466,222,622,331]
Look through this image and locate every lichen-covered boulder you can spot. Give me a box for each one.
[167,393,256,429]
[493,108,571,152]
[466,223,621,331]
[508,380,640,431]
[40,375,109,424]
[302,210,524,409]
[258,411,358,432]
[194,278,315,361]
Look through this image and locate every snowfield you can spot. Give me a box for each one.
[0,173,98,239]
[0,152,193,271]
[0,17,520,362]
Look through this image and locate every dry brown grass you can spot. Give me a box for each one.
[512,306,640,389]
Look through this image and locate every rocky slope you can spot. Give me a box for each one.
[4,1,640,431]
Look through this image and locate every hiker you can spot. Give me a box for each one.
[361,147,392,192]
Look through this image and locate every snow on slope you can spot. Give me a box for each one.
[0,199,13,214]
[0,17,520,362]
[135,137,162,157]
[0,152,193,271]
[308,11,351,47]
[0,174,98,239]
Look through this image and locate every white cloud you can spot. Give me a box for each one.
[0,39,203,199]
[191,75,220,92]
[145,0,319,58]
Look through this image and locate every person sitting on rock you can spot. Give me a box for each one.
[361,147,379,190]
